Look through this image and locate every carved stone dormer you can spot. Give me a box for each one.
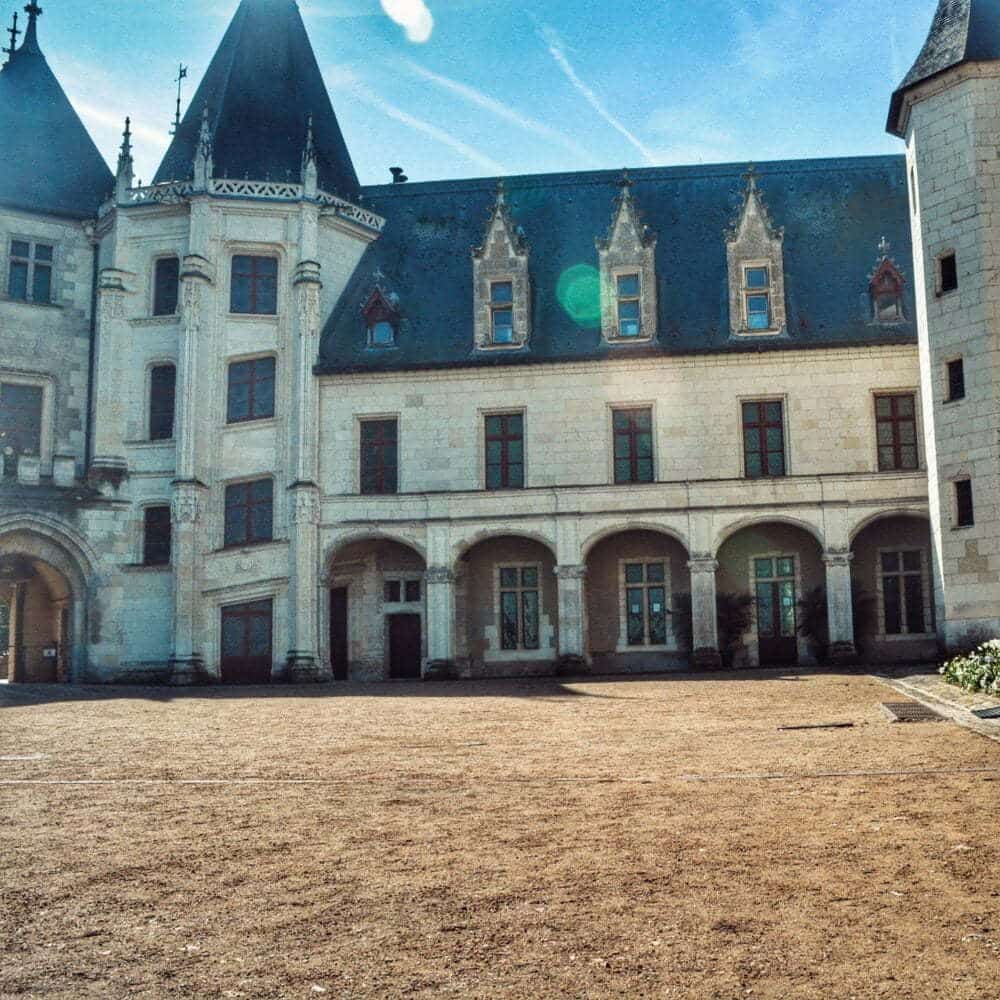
[472,181,530,350]
[869,237,906,324]
[596,170,658,343]
[726,166,786,336]
[362,269,401,349]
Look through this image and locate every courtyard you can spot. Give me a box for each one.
[1,669,998,999]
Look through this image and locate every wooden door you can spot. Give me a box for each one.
[329,588,349,681]
[221,600,273,684]
[755,557,798,665]
[388,613,422,679]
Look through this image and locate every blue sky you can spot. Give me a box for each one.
[23,0,938,186]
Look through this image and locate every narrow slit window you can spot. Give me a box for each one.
[939,253,958,295]
[616,273,642,338]
[143,506,172,566]
[744,265,771,331]
[490,281,514,345]
[153,257,180,316]
[946,359,965,402]
[149,364,176,441]
[955,479,974,528]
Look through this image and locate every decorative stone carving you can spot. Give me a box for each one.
[471,181,531,351]
[726,166,787,336]
[289,487,320,525]
[426,567,455,585]
[687,557,719,575]
[171,483,204,524]
[554,564,587,580]
[822,550,854,568]
[596,171,658,343]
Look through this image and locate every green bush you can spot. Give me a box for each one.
[940,640,1000,697]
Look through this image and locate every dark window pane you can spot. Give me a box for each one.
[501,591,519,649]
[491,281,513,304]
[956,480,974,527]
[384,581,401,603]
[149,365,176,441]
[625,564,644,584]
[779,581,797,636]
[883,576,902,634]
[521,567,538,588]
[8,260,27,300]
[360,419,398,495]
[228,380,250,423]
[10,240,29,258]
[500,568,519,589]
[617,273,640,297]
[618,300,640,320]
[745,266,769,288]
[522,590,540,649]
[143,506,172,566]
[881,552,900,573]
[614,459,632,483]
[897,396,915,418]
[486,466,502,490]
[648,587,667,645]
[746,453,763,478]
[33,244,53,263]
[252,361,275,419]
[902,551,921,573]
[0,382,43,468]
[224,505,246,548]
[485,416,502,437]
[940,253,958,293]
[627,588,645,646]
[405,580,421,603]
[756,583,775,636]
[32,265,51,303]
[231,277,251,313]
[636,431,653,458]
[231,256,278,315]
[646,563,665,583]
[767,452,786,477]
[904,575,925,634]
[765,402,782,424]
[755,559,774,579]
[947,359,965,402]
[636,458,654,483]
[153,257,180,316]
[507,463,524,488]
[776,558,795,578]
[875,397,893,418]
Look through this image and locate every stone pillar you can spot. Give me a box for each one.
[286,484,328,682]
[168,479,208,685]
[824,551,857,663]
[688,557,722,670]
[425,567,456,678]
[555,564,587,673]
[175,254,214,483]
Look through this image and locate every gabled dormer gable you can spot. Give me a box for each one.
[726,166,787,336]
[361,270,401,349]
[869,237,907,324]
[471,181,531,350]
[596,171,658,343]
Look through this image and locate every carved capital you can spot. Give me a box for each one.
[687,557,719,575]
[554,564,587,581]
[293,259,323,287]
[179,254,215,285]
[172,480,206,525]
[823,550,854,568]
[289,486,320,525]
[426,567,455,585]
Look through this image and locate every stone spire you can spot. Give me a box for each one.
[192,106,214,190]
[20,1,40,55]
[115,117,134,201]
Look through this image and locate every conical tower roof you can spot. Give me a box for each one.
[888,0,1000,135]
[0,4,113,218]
[154,0,359,197]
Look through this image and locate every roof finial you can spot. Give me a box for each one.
[743,163,758,191]
[21,1,40,53]
[619,167,632,191]
[2,11,20,66]
[495,178,506,205]
[170,64,187,136]
[115,117,134,201]
[301,112,318,196]
[118,117,133,166]
[878,236,891,258]
[192,105,214,190]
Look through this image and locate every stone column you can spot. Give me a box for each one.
[168,479,208,685]
[824,551,857,663]
[425,567,456,678]
[555,564,587,673]
[175,254,214,483]
[286,484,328,682]
[688,557,722,670]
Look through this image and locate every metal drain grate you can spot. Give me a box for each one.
[972,707,1000,721]
[882,701,946,723]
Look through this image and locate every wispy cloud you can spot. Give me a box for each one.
[403,59,598,167]
[327,66,505,175]
[380,0,434,44]
[537,25,656,165]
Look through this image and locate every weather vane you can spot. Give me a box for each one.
[171,63,188,135]
[2,10,20,64]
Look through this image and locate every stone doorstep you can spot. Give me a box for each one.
[872,670,1000,745]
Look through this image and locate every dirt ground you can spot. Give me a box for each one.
[1,670,998,1000]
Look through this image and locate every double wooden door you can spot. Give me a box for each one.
[221,600,273,684]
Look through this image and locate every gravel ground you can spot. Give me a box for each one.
[1,669,998,999]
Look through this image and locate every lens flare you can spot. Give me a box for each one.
[556,264,601,329]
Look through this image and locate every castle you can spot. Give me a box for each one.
[0,0,997,684]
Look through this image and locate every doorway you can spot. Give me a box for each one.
[221,600,274,684]
[329,587,349,681]
[388,613,422,679]
[755,556,798,665]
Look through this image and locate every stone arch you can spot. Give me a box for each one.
[848,507,930,546]
[451,527,558,568]
[580,521,691,562]
[712,513,825,558]
[322,528,427,572]
[0,515,96,683]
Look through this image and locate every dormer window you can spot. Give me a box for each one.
[369,321,395,348]
[616,273,642,337]
[361,277,401,350]
[744,265,771,330]
[490,281,515,344]
[869,241,906,325]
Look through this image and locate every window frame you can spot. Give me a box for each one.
[613,270,643,340]
[359,416,399,496]
[484,410,525,491]
[497,564,542,653]
[489,279,516,346]
[6,237,55,305]
[368,320,396,349]
[955,479,975,529]
[741,398,787,479]
[618,559,672,651]
[936,251,958,297]
[142,504,173,567]
[152,255,180,317]
[742,261,773,333]
[226,355,276,425]
[876,547,932,639]
[0,374,52,476]
[610,405,655,485]
[874,392,920,473]
[945,358,965,404]
[382,575,423,607]
[223,477,275,549]
[229,253,279,316]
[148,363,177,442]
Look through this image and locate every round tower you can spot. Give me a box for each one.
[888,0,1000,650]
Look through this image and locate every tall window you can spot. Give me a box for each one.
[224,479,274,547]
[0,599,9,652]
[946,359,965,402]
[231,256,278,315]
[938,253,958,295]
[744,265,771,331]
[742,401,785,478]
[616,273,642,338]
[153,257,179,316]
[0,381,43,477]
[875,394,918,471]
[149,365,176,441]
[227,358,275,423]
[485,413,524,490]
[881,551,927,635]
[624,562,668,647]
[143,506,172,566]
[755,557,797,641]
[490,281,514,344]
[613,407,654,484]
[360,419,398,495]
[956,479,975,528]
[499,566,540,651]
[8,240,53,304]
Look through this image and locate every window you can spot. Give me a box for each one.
[875,394,918,472]
[499,566,540,651]
[153,257,179,316]
[227,357,275,424]
[938,253,958,295]
[231,255,278,315]
[946,359,965,402]
[616,273,642,338]
[360,419,398,495]
[624,562,668,647]
[490,281,514,344]
[0,599,9,652]
[742,401,785,478]
[485,413,524,490]
[612,407,654,484]
[384,579,421,604]
[224,479,274,548]
[369,321,395,348]
[956,479,974,528]
[744,265,771,331]
[755,557,797,640]
[881,551,927,635]
[149,365,176,441]
[8,240,53,304]
[0,381,43,478]
[143,506,172,566]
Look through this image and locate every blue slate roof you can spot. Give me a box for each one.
[888,0,1000,135]
[0,13,113,219]
[154,0,359,198]
[317,155,916,375]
